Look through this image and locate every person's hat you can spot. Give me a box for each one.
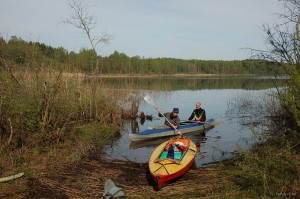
[173,108,179,113]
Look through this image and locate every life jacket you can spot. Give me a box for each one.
[194,111,203,121]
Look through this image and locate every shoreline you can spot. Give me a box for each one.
[92,73,257,78]
[63,72,258,78]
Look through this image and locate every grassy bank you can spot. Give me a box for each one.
[214,131,300,198]
[0,123,119,174]
[0,67,138,184]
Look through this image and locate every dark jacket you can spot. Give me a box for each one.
[188,108,206,122]
[158,112,180,128]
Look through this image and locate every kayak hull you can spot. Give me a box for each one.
[129,118,214,141]
[148,137,197,190]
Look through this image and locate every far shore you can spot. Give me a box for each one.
[63,72,258,78]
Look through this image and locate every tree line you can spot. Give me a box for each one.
[0,36,284,76]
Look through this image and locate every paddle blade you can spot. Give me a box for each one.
[109,187,125,197]
[104,179,116,194]
[211,122,222,126]
[144,95,155,107]
[102,179,125,198]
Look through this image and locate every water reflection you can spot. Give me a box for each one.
[96,76,286,90]
[102,77,282,167]
[130,120,139,133]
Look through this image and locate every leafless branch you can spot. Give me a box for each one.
[62,0,112,54]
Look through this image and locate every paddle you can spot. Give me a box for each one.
[180,120,199,124]
[144,95,182,136]
[100,179,125,199]
[211,121,222,126]
[181,118,221,125]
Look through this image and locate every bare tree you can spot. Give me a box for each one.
[63,0,112,54]
[253,0,300,129]
[252,1,300,66]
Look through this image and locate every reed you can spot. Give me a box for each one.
[0,66,139,175]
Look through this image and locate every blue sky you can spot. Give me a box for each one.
[0,0,283,60]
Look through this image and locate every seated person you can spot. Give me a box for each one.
[187,102,206,122]
[155,107,181,129]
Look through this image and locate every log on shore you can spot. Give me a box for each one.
[0,172,24,183]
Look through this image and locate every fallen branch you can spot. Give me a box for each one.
[0,172,24,183]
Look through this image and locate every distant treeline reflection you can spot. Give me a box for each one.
[94,77,286,90]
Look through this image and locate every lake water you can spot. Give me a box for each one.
[101,77,285,167]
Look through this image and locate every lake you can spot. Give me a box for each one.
[101,76,285,167]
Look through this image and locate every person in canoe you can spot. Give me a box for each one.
[187,102,207,122]
[154,107,181,129]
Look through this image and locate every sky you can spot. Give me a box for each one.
[0,0,284,60]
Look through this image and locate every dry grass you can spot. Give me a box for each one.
[1,157,228,199]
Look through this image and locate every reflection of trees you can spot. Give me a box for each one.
[97,77,286,91]
[225,92,280,131]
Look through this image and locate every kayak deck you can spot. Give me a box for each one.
[148,137,197,190]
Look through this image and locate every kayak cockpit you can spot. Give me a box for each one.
[154,138,190,164]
